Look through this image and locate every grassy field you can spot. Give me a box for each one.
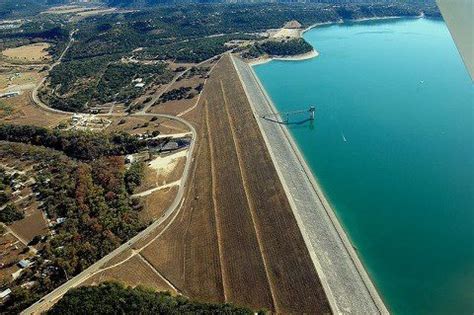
[0,93,68,127]
[149,77,203,116]
[82,254,176,293]
[0,64,68,128]
[0,71,41,91]
[139,122,225,304]
[105,116,189,135]
[137,55,330,313]
[149,61,213,116]
[9,201,48,244]
[138,186,178,222]
[2,43,51,63]
[218,56,329,312]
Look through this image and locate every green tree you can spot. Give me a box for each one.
[0,203,24,224]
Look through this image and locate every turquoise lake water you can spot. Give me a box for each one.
[254,18,473,315]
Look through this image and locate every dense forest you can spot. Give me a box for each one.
[48,282,256,314]
[247,38,313,58]
[0,124,150,160]
[43,58,173,111]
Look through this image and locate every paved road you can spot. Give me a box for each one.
[20,30,216,313]
[31,30,76,116]
[21,112,197,315]
[232,55,388,315]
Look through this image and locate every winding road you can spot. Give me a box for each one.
[21,113,196,314]
[20,32,201,315]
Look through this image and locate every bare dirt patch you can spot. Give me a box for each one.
[135,156,185,194]
[9,202,48,244]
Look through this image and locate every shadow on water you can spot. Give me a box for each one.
[262,116,315,129]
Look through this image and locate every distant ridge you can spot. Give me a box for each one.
[106,0,438,8]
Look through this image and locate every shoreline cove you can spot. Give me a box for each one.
[231,54,389,314]
[248,15,424,66]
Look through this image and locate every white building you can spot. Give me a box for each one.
[18,259,31,268]
[0,288,11,300]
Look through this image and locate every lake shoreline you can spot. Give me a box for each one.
[247,49,319,66]
[247,15,423,66]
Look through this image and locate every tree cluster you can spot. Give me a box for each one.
[124,161,145,194]
[0,124,149,160]
[0,141,147,314]
[48,282,256,315]
[0,203,24,224]
[158,86,193,104]
[254,38,313,57]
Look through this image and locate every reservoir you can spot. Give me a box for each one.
[253,18,473,315]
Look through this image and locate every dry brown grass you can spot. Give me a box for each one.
[218,57,329,313]
[139,55,329,313]
[0,71,41,91]
[42,5,119,17]
[83,254,177,293]
[135,166,158,193]
[105,116,188,135]
[140,123,224,304]
[135,157,185,194]
[138,186,178,222]
[43,5,86,14]
[102,248,134,268]
[2,43,51,62]
[0,93,69,128]
[149,76,204,116]
[9,201,48,244]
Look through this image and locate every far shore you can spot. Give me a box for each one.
[248,14,425,66]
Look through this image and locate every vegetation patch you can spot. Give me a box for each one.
[0,101,13,118]
[0,123,153,160]
[0,141,147,314]
[48,282,255,314]
[247,38,313,58]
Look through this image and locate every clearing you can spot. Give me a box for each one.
[2,43,51,63]
[0,93,68,127]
